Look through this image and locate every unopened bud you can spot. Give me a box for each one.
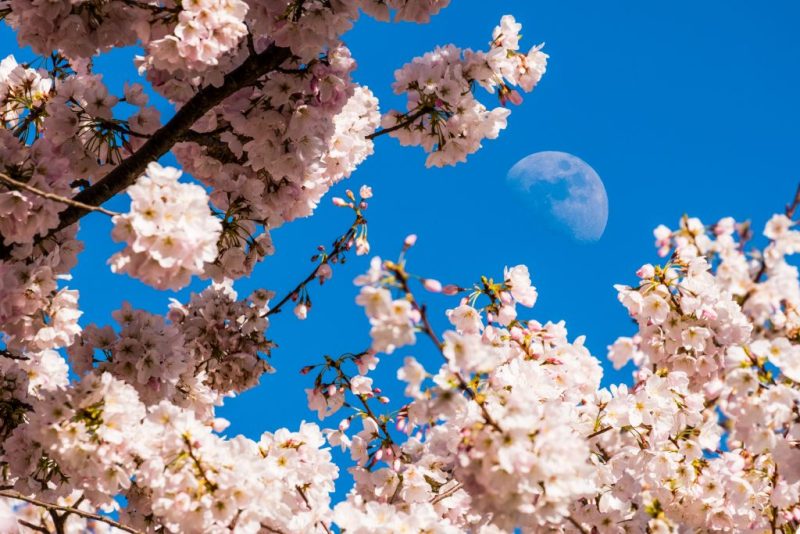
[442,284,460,296]
[423,279,442,293]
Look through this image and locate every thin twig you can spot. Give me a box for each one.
[17,519,50,533]
[1,348,29,361]
[785,182,800,219]
[0,490,142,534]
[365,107,432,140]
[566,515,589,534]
[430,482,463,505]
[587,426,614,439]
[266,212,364,317]
[295,486,332,534]
[0,173,119,217]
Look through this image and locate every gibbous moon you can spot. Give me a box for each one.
[506,151,608,242]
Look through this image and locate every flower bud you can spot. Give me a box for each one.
[423,278,442,293]
[442,284,460,296]
[636,263,655,279]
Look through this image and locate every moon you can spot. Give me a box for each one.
[506,151,608,242]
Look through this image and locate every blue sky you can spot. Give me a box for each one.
[3,0,799,499]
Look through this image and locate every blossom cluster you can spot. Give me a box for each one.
[3,1,800,532]
[109,162,222,290]
[289,208,800,533]
[383,15,547,166]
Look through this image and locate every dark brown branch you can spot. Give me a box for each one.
[1,348,29,361]
[17,519,50,533]
[0,490,142,534]
[365,106,432,140]
[177,131,242,164]
[786,182,800,219]
[0,43,292,260]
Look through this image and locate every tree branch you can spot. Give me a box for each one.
[266,211,364,317]
[430,482,463,505]
[0,490,142,534]
[0,172,119,217]
[786,181,800,219]
[0,43,292,260]
[365,106,432,140]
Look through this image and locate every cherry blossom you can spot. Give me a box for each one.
[1,2,799,532]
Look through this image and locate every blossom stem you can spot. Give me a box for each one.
[296,486,333,534]
[365,106,433,140]
[0,490,142,534]
[566,515,589,534]
[587,426,613,439]
[266,213,364,317]
[430,482,463,505]
[0,173,119,217]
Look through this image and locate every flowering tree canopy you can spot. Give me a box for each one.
[0,1,799,533]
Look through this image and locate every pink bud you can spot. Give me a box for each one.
[339,418,350,431]
[378,396,390,404]
[300,365,314,375]
[636,264,655,279]
[326,384,337,397]
[507,89,523,105]
[332,197,348,207]
[423,278,442,293]
[442,284,460,296]
[404,234,417,248]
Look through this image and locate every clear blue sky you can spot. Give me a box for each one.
[3,0,799,499]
